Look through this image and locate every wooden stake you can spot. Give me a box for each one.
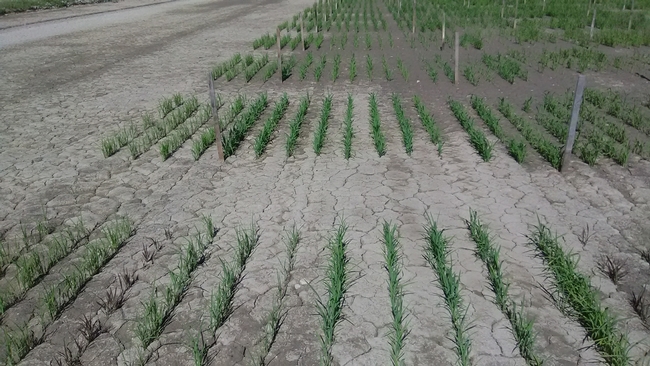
[590,5,596,39]
[628,0,634,30]
[208,72,224,162]
[514,0,519,29]
[412,0,416,34]
[542,0,546,13]
[442,12,446,42]
[277,28,282,82]
[561,74,586,172]
[454,32,459,84]
[501,0,505,18]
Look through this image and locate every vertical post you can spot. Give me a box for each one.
[501,0,505,18]
[514,0,519,28]
[454,32,459,84]
[412,0,416,33]
[561,74,586,171]
[276,28,282,82]
[315,8,318,33]
[628,0,634,30]
[208,72,224,162]
[301,14,306,50]
[442,12,446,42]
[590,5,597,39]
[542,0,546,13]
[587,0,592,16]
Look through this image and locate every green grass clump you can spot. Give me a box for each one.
[442,62,455,83]
[222,93,269,158]
[313,94,333,155]
[290,34,302,50]
[315,219,352,366]
[343,94,354,160]
[465,210,543,366]
[423,216,471,366]
[332,54,341,81]
[498,99,562,170]
[212,53,242,80]
[482,53,527,84]
[191,94,245,160]
[254,93,290,157]
[314,55,326,82]
[391,94,413,155]
[380,222,409,366]
[413,96,442,147]
[281,55,298,81]
[315,33,324,49]
[369,93,386,157]
[470,95,527,163]
[249,227,301,365]
[425,62,438,83]
[448,99,493,161]
[286,94,312,157]
[528,221,631,366]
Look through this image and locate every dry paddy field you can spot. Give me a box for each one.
[1,0,650,365]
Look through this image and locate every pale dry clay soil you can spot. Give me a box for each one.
[1,0,650,365]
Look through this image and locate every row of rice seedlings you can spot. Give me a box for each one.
[343,94,354,160]
[528,221,631,366]
[366,54,373,80]
[465,210,543,365]
[280,33,292,49]
[498,99,563,170]
[331,54,341,81]
[101,122,139,158]
[135,218,215,349]
[482,53,528,84]
[0,219,94,318]
[3,218,134,365]
[314,55,327,82]
[282,55,298,81]
[463,64,479,86]
[382,56,393,81]
[349,54,357,82]
[442,61,455,83]
[0,215,55,275]
[252,34,276,50]
[369,93,386,157]
[425,61,438,83]
[314,33,325,49]
[315,219,352,366]
[248,227,300,365]
[538,48,607,73]
[254,93,290,157]
[459,32,483,49]
[470,95,527,163]
[286,94,312,157]
[448,100,493,161]
[413,96,442,152]
[299,52,314,80]
[313,94,334,155]
[584,88,650,135]
[263,60,279,82]
[128,97,200,159]
[159,104,212,161]
[245,54,270,82]
[290,34,302,50]
[159,93,185,119]
[190,95,246,161]
[380,222,409,366]
[391,94,414,155]
[222,93,269,158]
[212,53,242,80]
[423,216,472,366]
[396,58,409,82]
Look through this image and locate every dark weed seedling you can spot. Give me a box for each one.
[315,219,352,366]
[391,94,413,155]
[597,255,628,285]
[343,94,354,160]
[629,290,649,324]
[313,94,333,155]
[369,93,386,157]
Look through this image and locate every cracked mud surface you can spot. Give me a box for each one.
[1,0,650,365]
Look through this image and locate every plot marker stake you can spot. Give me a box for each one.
[454,32,459,84]
[277,27,282,82]
[208,72,224,162]
[561,74,586,172]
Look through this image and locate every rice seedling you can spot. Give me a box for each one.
[286,94,312,157]
[353,33,359,48]
[365,54,373,80]
[523,97,533,113]
[298,52,314,81]
[245,54,270,82]
[263,61,278,83]
[315,33,324,49]
[254,93,290,157]
[212,53,242,80]
[369,93,386,157]
[3,322,43,366]
[463,65,479,86]
[290,34,302,51]
[449,99,493,161]
[314,55,326,82]
[281,55,298,81]
[209,222,259,332]
[380,222,409,366]
[442,61,455,83]
[365,33,372,50]
[313,94,333,155]
[396,58,409,82]
[528,221,631,366]
[425,62,438,83]
[482,53,527,84]
[470,95,526,163]
[349,54,357,82]
[222,93,268,158]
[391,94,414,155]
[413,95,442,147]
[249,227,301,365]
[101,122,139,157]
[280,33,292,49]
[423,215,471,366]
[304,33,315,49]
[382,56,393,81]
[389,32,394,47]
[343,94,354,160]
[315,218,352,366]
[159,105,212,161]
[465,209,543,365]
[331,54,341,81]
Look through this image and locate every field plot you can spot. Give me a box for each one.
[1,0,650,364]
